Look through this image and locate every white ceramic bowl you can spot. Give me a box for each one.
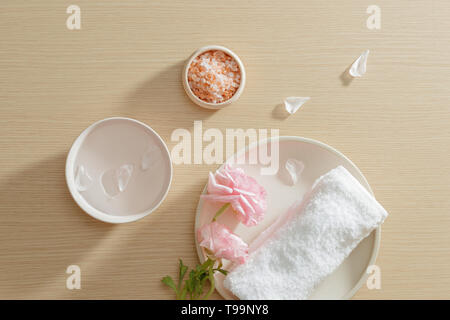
[66,117,172,223]
[182,45,246,109]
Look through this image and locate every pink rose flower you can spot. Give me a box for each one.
[197,221,248,264]
[201,165,267,227]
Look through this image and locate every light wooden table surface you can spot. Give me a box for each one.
[0,0,449,299]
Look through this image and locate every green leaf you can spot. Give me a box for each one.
[203,267,215,299]
[161,257,229,300]
[186,270,196,296]
[161,276,178,294]
[179,286,187,300]
[201,258,214,269]
[178,259,188,289]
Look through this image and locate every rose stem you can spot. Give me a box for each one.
[212,203,231,222]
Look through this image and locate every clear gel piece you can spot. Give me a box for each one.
[74,165,92,192]
[141,144,162,171]
[101,164,134,198]
[117,164,134,192]
[284,158,305,186]
[349,50,370,77]
[284,97,310,114]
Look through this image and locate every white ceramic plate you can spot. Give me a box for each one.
[195,136,381,300]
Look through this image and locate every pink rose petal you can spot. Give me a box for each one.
[203,164,267,227]
[197,221,248,264]
[207,172,233,195]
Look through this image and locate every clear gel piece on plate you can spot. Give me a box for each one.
[74,165,92,192]
[283,158,305,186]
[284,97,310,114]
[349,50,370,77]
[101,164,134,198]
[141,144,162,171]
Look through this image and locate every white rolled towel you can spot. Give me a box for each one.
[223,166,388,300]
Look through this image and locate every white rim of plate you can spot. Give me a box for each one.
[194,135,381,300]
[65,117,173,224]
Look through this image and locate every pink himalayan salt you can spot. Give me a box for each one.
[188,50,241,104]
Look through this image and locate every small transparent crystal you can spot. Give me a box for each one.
[74,165,92,192]
[284,158,305,186]
[349,50,370,77]
[284,97,310,114]
[101,164,134,198]
[141,144,162,171]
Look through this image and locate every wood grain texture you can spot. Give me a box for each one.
[0,0,449,299]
